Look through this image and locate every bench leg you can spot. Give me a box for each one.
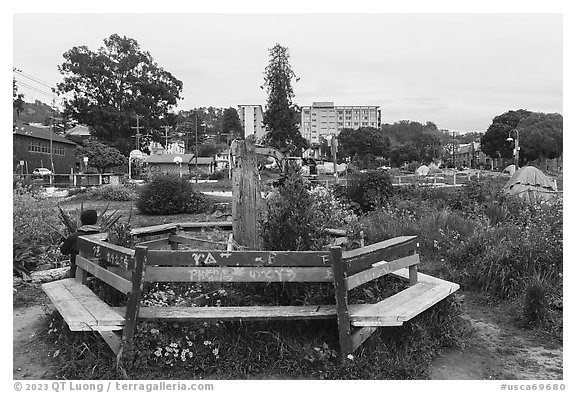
[330,246,353,357]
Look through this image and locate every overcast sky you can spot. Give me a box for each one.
[12,12,562,133]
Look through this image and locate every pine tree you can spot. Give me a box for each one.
[262,44,307,155]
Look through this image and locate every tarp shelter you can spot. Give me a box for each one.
[503,164,516,175]
[416,165,430,176]
[503,166,558,203]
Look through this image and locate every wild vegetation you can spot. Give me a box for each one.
[13,169,562,379]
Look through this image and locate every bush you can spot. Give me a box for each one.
[338,170,394,213]
[85,184,138,201]
[208,170,226,180]
[137,174,208,215]
[261,163,327,251]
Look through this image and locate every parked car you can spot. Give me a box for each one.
[32,168,52,177]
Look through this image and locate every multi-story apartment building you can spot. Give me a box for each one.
[300,102,381,144]
[237,105,266,140]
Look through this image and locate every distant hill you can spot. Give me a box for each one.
[13,100,57,124]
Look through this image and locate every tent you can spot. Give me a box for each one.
[416,165,430,176]
[503,166,558,203]
[503,164,516,175]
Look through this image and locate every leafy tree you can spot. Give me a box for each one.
[55,34,183,154]
[76,140,128,173]
[262,44,307,155]
[220,107,243,143]
[389,142,421,167]
[338,127,391,169]
[13,78,25,117]
[517,112,563,163]
[382,120,444,163]
[480,109,532,160]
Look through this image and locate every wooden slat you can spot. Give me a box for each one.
[76,256,132,294]
[342,236,418,275]
[391,268,460,289]
[345,254,420,290]
[42,279,98,330]
[130,223,178,236]
[123,246,147,345]
[116,305,339,321]
[77,237,135,270]
[138,237,171,249]
[168,234,228,248]
[62,280,125,326]
[42,279,124,331]
[330,246,353,356]
[350,327,378,353]
[349,282,457,327]
[144,266,334,283]
[106,266,132,281]
[146,249,331,267]
[98,331,122,355]
[178,221,233,231]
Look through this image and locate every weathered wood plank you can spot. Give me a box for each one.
[345,254,420,290]
[350,282,456,327]
[178,221,233,231]
[42,279,98,330]
[98,331,123,355]
[62,280,125,326]
[168,234,228,248]
[114,305,339,321]
[144,266,334,283]
[130,223,178,236]
[145,249,331,267]
[77,237,135,270]
[350,327,378,353]
[137,237,171,249]
[343,236,418,275]
[76,256,132,294]
[391,268,460,290]
[107,266,132,281]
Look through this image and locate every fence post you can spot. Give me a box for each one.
[453,171,457,185]
[123,245,147,348]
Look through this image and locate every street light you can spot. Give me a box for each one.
[506,129,520,170]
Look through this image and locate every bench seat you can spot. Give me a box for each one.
[42,278,125,331]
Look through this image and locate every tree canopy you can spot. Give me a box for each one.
[480,109,532,160]
[517,112,563,162]
[220,107,244,143]
[338,127,391,169]
[262,44,307,155]
[76,140,128,173]
[56,34,183,154]
[382,120,447,165]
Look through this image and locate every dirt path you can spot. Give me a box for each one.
[13,304,57,379]
[428,292,563,380]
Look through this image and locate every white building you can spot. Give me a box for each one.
[300,102,381,144]
[237,105,266,140]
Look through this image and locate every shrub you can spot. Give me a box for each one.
[85,184,138,201]
[261,163,327,251]
[136,174,208,215]
[339,170,394,213]
[208,170,226,180]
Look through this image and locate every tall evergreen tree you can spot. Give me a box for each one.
[262,44,307,155]
[221,107,243,143]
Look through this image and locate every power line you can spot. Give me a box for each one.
[13,69,55,90]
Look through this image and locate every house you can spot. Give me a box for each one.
[148,141,185,155]
[143,154,216,175]
[454,142,491,169]
[13,122,78,174]
[64,124,92,144]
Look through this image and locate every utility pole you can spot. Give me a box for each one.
[195,111,198,183]
[163,126,171,152]
[131,115,144,150]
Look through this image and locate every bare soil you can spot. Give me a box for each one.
[13,283,562,380]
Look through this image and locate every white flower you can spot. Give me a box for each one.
[347,354,354,360]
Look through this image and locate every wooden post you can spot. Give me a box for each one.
[69,254,77,278]
[232,136,263,250]
[409,240,419,286]
[123,245,147,346]
[330,246,353,356]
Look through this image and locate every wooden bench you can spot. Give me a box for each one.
[43,226,459,358]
